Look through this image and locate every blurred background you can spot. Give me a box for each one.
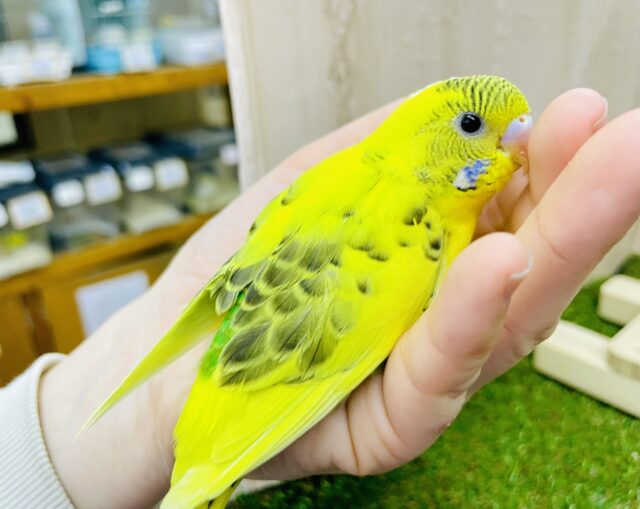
[0,0,639,386]
[0,0,235,383]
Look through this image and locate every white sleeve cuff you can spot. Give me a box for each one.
[0,354,76,509]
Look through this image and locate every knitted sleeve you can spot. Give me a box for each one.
[0,354,75,508]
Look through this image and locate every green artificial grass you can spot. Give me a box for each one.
[234,256,640,509]
[560,277,621,338]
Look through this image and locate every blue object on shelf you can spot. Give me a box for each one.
[86,44,122,74]
[85,39,163,74]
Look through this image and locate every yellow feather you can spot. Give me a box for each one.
[85,75,530,508]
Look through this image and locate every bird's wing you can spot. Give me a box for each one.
[164,212,446,508]
[80,185,300,432]
[80,145,361,433]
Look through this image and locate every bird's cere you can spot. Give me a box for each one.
[500,114,533,165]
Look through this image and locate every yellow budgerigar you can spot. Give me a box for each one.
[84,75,531,508]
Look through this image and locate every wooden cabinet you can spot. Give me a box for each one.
[0,64,227,386]
[0,214,211,386]
[0,296,39,385]
[0,63,227,380]
[41,250,174,354]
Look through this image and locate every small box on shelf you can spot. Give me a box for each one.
[149,127,239,214]
[0,40,73,87]
[0,178,53,281]
[90,142,188,234]
[33,152,122,251]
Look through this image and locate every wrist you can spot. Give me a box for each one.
[39,292,170,508]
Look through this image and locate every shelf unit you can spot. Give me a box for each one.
[0,213,213,302]
[0,63,229,384]
[0,63,228,113]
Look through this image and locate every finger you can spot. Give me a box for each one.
[475,88,607,236]
[474,168,528,237]
[529,88,607,201]
[322,233,529,475]
[376,233,529,459]
[476,108,640,388]
[507,88,607,231]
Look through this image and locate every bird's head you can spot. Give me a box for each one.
[364,75,531,217]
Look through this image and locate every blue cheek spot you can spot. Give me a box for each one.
[454,159,490,191]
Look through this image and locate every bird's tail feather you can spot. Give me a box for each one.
[207,482,239,509]
[78,280,225,436]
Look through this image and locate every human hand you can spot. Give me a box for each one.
[39,88,640,509]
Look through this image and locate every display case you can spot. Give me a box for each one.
[0,181,53,280]
[151,128,239,213]
[79,0,161,74]
[90,142,188,233]
[155,0,223,66]
[33,152,122,251]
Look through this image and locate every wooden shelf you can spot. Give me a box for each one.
[0,63,228,113]
[0,213,212,300]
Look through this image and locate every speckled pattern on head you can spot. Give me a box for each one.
[437,75,529,119]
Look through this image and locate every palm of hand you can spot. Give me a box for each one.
[135,88,639,487]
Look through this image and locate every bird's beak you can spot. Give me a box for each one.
[500,114,532,168]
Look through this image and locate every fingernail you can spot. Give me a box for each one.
[592,95,608,131]
[504,252,534,302]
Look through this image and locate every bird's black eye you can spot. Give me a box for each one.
[459,113,483,135]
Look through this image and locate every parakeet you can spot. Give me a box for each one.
[84,75,531,509]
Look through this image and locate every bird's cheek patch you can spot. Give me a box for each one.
[453,159,490,191]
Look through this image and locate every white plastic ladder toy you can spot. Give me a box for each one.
[534,274,640,417]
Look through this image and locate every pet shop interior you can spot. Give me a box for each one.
[0,2,639,508]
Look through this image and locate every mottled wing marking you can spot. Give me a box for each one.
[203,190,445,389]
[421,209,446,309]
[403,206,427,225]
[204,236,349,388]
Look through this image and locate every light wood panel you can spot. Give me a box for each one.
[220,0,640,183]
